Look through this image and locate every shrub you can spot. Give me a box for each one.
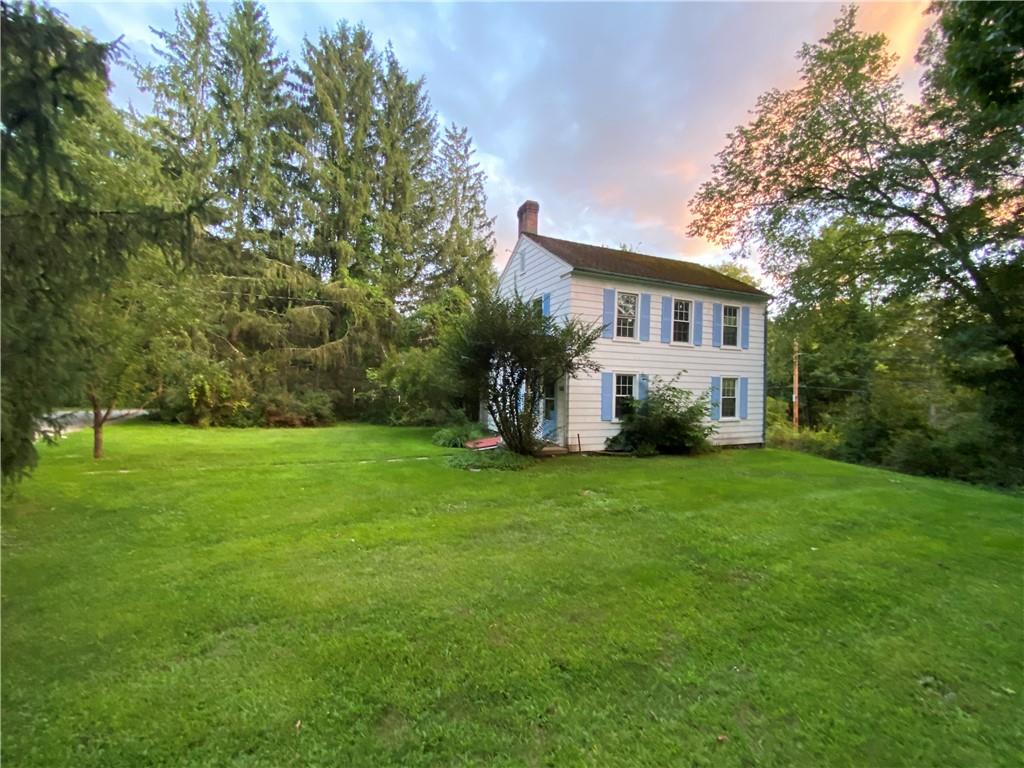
[606,381,714,455]
[362,346,466,426]
[767,422,841,459]
[884,420,1024,488]
[766,396,791,428]
[446,449,534,471]
[431,419,488,448]
[447,292,601,455]
[254,389,336,427]
[159,367,253,427]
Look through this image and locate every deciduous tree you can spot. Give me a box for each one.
[447,293,600,454]
[689,6,1023,370]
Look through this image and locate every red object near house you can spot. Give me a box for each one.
[464,436,502,451]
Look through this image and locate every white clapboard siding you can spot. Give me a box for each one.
[492,237,573,440]
[498,236,572,313]
[493,236,767,451]
[565,273,766,450]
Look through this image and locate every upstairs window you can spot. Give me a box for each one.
[721,377,737,418]
[616,292,638,338]
[673,299,691,343]
[723,305,739,347]
[614,373,636,419]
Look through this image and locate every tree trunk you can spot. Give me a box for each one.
[92,411,104,459]
[89,394,114,460]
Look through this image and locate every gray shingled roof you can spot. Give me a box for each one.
[524,232,768,297]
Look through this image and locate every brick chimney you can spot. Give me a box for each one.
[517,200,539,236]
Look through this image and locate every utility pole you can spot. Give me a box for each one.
[792,339,800,430]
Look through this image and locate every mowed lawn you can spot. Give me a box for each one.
[3,423,1022,767]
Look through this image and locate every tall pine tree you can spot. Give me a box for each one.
[135,0,220,224]
[373,46,437,304]
[295,23,378,281]
[426,124,497,301]
[214,0,294,263]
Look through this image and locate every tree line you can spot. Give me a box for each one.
[1,0,496,478]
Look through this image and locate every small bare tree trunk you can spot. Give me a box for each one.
[93,411,104,459]
[89,394,114,459]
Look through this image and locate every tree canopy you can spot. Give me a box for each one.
[689,5,1023,371]
[697,3,1024,485]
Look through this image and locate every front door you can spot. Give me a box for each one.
[541,378,558,442]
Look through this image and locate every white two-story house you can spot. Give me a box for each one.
[498,200,769,451]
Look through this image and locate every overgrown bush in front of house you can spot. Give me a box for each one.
[446,292,601,455]
[606,380,715,455]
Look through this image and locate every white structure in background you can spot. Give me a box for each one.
[496,200,769,451]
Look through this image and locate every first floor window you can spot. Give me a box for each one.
[616,292,638,338]
[543,378,556,422]
[614,373,636,419]
[721,377,737,418]
[723,305,739,347]
[673,299,691,343]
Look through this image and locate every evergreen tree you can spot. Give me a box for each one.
[427,124,497,301]
[135,0,221,223]
[295,23,378,281]
[214,0,294,263]
[373,46,436,304]
[1,2,186,480]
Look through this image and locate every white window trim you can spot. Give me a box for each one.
[612,371,638,422]
[722,304,741,349]
[614,289,640,342]
[719,374,741,421]
[669,296,695,347]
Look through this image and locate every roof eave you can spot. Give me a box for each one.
[570,266,772,300]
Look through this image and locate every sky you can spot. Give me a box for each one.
[54,0,933,274]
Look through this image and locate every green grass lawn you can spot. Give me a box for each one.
[3,422,1022,767]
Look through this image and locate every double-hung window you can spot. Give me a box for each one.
[723,305,739,347]
[673,299,691,343]
[614,373,636,419]
[721,377,738,418]
[542,378,556,423]
[615,292,638,339]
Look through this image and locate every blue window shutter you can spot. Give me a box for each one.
[741,306,750,349]
[639,293,651,341]
[602,288,615,339]
[600,372,614,421]
[739,377,749,420]
[712,303,723,348]
[542,293,551,317]
[710,376,721,420]
[638,374,649,400]
[693,301,704,345]
[660,296,672,343]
